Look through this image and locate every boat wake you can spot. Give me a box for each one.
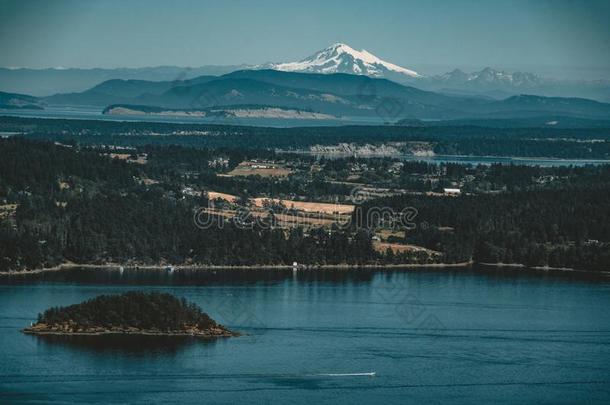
[316,372,376,377]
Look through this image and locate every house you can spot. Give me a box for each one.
[443,188,461,195]
[182,187,202,197]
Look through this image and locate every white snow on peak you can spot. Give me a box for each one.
[439,67,542,87]
[271,43,420,78]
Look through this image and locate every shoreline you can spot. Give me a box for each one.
[479,262,610,275]
[2,261,607,277]
[22,328,237,338]
[277,149,610,164]
[0,261,473,276]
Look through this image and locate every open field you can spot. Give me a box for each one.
[377,229,405,241]
[227,161,293,177]
[205,208,351,228]
[106,153,147,164]
[200,207,350,228]
[204,191,355,215]
[253,198,355,214]
[0,204,17,219]
[207,191,238,203]
[373,241,442,256]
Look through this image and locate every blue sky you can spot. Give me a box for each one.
[0,0,609,78]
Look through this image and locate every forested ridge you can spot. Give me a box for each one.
[1,137,609,272]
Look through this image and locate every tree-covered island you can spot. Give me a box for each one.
[23,292,237,338]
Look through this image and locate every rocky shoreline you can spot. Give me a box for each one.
[22,292,239,340]
[22,323,237,338]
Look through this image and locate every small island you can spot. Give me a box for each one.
[23,291,238,338]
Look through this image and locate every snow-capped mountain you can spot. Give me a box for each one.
[437,67,543,88]
[411,67,582,100]
[258,46,609,101]
[267,43,421,79]
[3,44,608,103]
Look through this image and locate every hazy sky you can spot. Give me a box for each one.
[1,0,609,79]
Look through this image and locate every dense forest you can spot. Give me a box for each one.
[358,182,610,271]
[33,292,221,332]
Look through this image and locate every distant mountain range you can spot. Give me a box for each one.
[1,43,609,121]
[43,70,447,119]
[265,44,610,102]
[0,66,241,97]
[416,67,610,102]
[424,67,544,97]
[1,43,609,103]
[29,69,610,121]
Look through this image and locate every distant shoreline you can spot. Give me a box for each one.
[2,261,608,277]
[278,149,610,164]
[478,262,610,275]
[0,261,473,276]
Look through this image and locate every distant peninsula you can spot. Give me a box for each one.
[102,103,336,119]
[23,292,237,338]
[0,91,44,110]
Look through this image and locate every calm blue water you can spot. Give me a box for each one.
[1,267,610,404]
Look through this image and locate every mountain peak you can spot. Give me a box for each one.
[436,67,544,88]
[269,43,420,78]
[328,42,354,51]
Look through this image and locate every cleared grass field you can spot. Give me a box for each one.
[207,191,238,202]
[200,207,348,228]
[253,198,355,214]
[378,229,405,241]
[204,191,354,215]
[373,241,441,255]
[202,190,354,228]
[0,204,17,219]
[227,161,293,177]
